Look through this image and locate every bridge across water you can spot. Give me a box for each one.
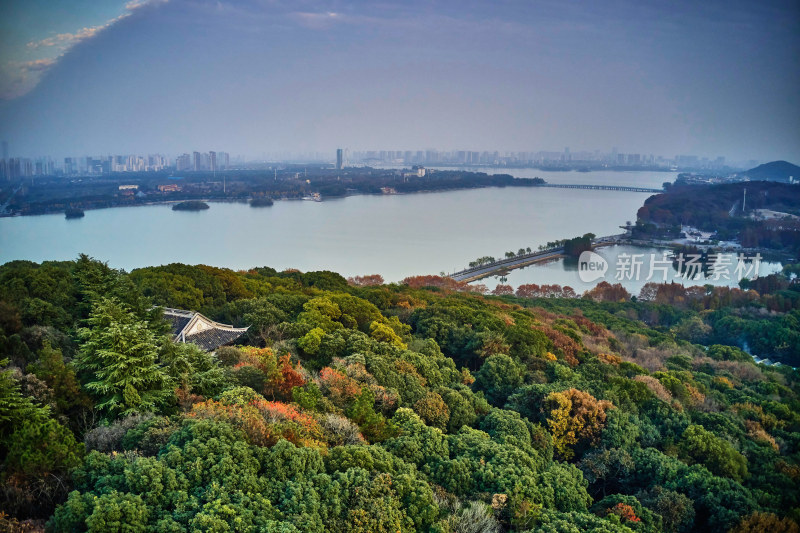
[449,234,629,282]
[536,184,663,193]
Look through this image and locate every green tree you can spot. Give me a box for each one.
[347,388,397,443]
[473,354,525,406]
[369,320,407,350]
[74,298,170,419]
[636,486,694,533]
[678,424,749,482]
[29,341,92,420]
[413,391,450,430]
[5,418,83,476]
[85,491,150,532]
[0,359,49,442]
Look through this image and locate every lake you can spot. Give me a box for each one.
[479,244,783,296]
[0,169,779,290]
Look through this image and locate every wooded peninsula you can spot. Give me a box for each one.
[0,169,544,217]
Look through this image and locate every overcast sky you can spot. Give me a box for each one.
[0,0,798,162]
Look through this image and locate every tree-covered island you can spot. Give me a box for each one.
[171,200,210,211]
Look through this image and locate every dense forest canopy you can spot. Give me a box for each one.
[0,257,799,532]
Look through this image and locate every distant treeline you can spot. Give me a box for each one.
[638,181,800,253]
[2,169,544,216]
[312,171,544,197]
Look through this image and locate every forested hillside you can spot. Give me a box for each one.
[637,181,800,252]
[1,257,799,532]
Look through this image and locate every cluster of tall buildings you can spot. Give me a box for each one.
[0,141,742,182]
[175,151,230,172]
[0,143,232,180]
[0,140,58,180]
[345,148,729,170]
[61,154,172,175]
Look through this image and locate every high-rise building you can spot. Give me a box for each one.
[336,148,343,170]
[218,152,229,170]
[176,153,191,171]
[193,151,201,171]
[0,141,6,181]
[21,159,33,177]
[209,151,217,172]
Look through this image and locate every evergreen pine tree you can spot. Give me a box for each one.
[74,297,170,419]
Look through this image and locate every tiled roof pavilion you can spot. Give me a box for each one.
[162,307,248,352]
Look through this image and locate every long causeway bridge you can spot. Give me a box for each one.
[537,184,663,193]
[449,234,629,283]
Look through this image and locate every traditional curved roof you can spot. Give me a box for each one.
[162,307,248,352]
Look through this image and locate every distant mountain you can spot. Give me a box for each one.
[744,160,800,182]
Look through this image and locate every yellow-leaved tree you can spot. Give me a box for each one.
[544,388,613,460]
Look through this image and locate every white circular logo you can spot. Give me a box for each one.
[578,251,608,283]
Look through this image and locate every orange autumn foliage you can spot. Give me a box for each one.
[714,376,735,389]
[584,281,631,302]
[745,420,779,451]
[318,367,361,408]
[608,503,641,523]
[492,284,514,296]
[402,275,486,293]
[237,346,306,401]
[515,284,578,299]
[276,354,306,397]
[189,397,325,449]
[570,313,607,336]
[535,324,581,366]
[347,274,385,286]
[597,353,622,366]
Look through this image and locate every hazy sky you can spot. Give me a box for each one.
[0,0,798,162]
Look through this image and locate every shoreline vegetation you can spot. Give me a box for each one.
[0,168,544,217]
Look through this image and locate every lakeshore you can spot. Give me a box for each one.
[0,181,654,284]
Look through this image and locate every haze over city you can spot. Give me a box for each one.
[1,0,798,162]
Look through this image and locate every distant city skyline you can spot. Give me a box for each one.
[1,144,760,181]
[0,139,764,169]
[0,142,791,174]
[0,0,798,162]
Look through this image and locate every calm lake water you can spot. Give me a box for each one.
[0,169,780,291]
[481,244,783,296]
